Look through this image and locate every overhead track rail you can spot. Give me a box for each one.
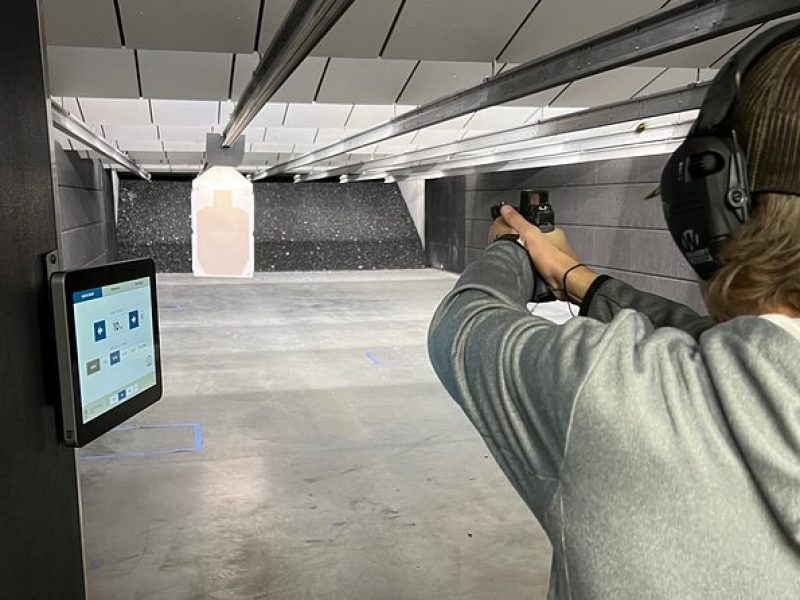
[338,135,682,183]
[262,0,799,177]
[348,114,696,182]
[50,101,152,181]
[221,0,357,148]
[291,84,710,183]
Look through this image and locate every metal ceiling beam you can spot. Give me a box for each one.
[340,138,684,184]
[50,101,151,181]
[221,0,356,147]
[291,84,709,183]
[347,116,695,182]
[264,0,798,176]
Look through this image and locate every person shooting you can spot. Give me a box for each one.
[428,23,800,598]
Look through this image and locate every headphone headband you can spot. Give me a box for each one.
[661,19,800,281]
[696,21,800,135]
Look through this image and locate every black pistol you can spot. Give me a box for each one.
[491,190,557,303]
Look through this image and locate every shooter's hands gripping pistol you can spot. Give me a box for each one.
[491,190,557,303]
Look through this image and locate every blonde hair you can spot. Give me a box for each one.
[705,194,800,321]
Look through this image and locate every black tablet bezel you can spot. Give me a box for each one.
[62,259,162,447]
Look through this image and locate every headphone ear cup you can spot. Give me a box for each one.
[661,137,733,280]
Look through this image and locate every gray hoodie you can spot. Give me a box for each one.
[428,240,800,599]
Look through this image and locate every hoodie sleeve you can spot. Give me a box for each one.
[427,240,621,517]
[580,276,715,339]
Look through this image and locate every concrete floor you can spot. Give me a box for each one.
[79,270,556,600]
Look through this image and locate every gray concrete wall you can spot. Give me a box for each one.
[426,155,705,313]
[0,2,85,596]
[54,144,117,269]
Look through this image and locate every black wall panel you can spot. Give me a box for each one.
[425,155,706,313]
[425,177,467,272]
[0,2,85,596]
[117,180,425,272]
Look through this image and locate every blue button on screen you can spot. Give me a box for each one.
[110,350,121,365]
[93,320,107,342]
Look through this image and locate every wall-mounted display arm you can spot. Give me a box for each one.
[264,0,799,176]
[221,0,356,148]
[50,101,151,181]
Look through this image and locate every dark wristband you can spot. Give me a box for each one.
[578,274,612,317]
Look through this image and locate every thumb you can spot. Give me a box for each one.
[500,205,535,236]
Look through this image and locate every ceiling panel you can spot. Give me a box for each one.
[242,152,275,167]
[159,126,213,143]
[374,131,418,153]
[166,152,205,164]
[119,140,164,152]
[138,50,232,100]
[500,0,664,64]
[240,126,268,143]
[42,0,121,47]
[292,144,317,155]
[284,104,353,129]
[506,85,569,108]
[220,101,287,127]
[55,97,84,119]
[264,128,318,145]
[163,141,205,153]
[119,0,260,53]
[383,0,534,61]
[538,106,583,121]
[398,61,492,105]
[48,47,139,98]
[79,98,153,126]
[413,129,461,149]
[317,58,417,104]
[345,105,395,129]
[257,0,293,54]
[551,67,666,108]
[150,100,220,126]
[634,67,717,97]
[460,130,492,140]
[128,151,168,163]
[251,142,297,154]
[313,0,401,58]
[232,53,261,99]
[271,57,328,103]
[465,107,537,131]
[51,129,73,150]
[314,129,360,145]
[103,125,159,142]
[637,29,757,68]
[355,144,378,155]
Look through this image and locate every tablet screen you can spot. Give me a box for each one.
[72,276,157,424]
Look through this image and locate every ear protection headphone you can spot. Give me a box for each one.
[661,20,800,281]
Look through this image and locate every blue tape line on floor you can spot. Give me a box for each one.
[80,422,204,461]
[364,351,381,365]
